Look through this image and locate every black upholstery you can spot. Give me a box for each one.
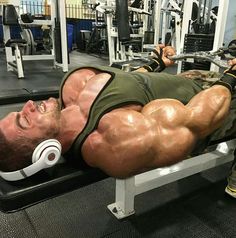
[0,87,59,105]
[0,157,107,213]
[2,5,25,48]
[5,38,26,47]
[3,5,19,26]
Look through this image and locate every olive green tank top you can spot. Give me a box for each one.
[60,66,203,159]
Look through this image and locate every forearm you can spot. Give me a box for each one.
[186,85,231,137]
[186,64,236,137]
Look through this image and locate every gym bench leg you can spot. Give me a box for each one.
[107,177,135,219]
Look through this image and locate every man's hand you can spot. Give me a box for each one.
[153,44,176,67]
[213,57,236,94]
[228,58,236,70]
[136,44,176,73]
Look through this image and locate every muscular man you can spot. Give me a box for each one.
[0,45,236,186]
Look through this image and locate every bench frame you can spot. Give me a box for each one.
[108,140,236,219]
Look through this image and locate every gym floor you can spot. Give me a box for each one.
[0,49,236,238]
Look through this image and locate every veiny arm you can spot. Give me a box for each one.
[185,85,231,138]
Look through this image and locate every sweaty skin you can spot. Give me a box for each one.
[0,45,231,178]
[62,68,231,178]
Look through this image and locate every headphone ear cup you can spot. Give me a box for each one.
[32,139,62,168]
[0,139,62,182]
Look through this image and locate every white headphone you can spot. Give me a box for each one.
[0,139,62,181]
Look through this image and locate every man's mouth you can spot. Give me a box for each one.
[37,101,46,113]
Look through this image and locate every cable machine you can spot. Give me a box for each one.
[178,0,229,72]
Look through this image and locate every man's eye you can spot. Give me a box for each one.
[16,114,28,130]
[19,116,29,128]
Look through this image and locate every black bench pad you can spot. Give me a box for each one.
[0,159,107,213]
[0,87,59,105]
[0,140,234,213]
[5,39,27,47]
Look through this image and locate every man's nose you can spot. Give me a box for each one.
[23,100,36,112]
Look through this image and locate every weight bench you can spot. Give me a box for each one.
[107,139,236,219]
[0,139,234,216]
[0,157,107,213]
[2,4,26,79]
[0,87,59,105]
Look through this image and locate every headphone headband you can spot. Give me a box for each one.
[0,139,61,181]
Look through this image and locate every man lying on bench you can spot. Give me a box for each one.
[0,44,236,198]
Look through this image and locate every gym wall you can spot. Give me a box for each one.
[224,0,236,46]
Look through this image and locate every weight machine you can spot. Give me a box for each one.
[177,0,229,72]
[150,0,228,73]
[90,0,229,71]
[154,0,182,48]
[93,0,151,65]
[0,0,68,79]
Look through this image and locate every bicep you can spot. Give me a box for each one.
[98,109,155,149]
[87,110,156,177]
[141,99,192,130]
[142,95,229,139]
[92,104,196,176]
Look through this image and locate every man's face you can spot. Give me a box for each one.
[0,98,61,142]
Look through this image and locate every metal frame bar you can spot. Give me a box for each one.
[13,44,24,78]
[210,0,229,71]
[108,140,236,219]
[55,0,68,72]
[177,0,193,72]
[105,0,146,65]
[1,0,68,78]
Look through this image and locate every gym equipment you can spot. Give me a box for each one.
[191,0,215,34]
[115,0,130,42]
[228,39,236,57]
[0,135,234,215]
[0,139,61,181]
[178,0,229,73]
[0,87,59,105]
[157,0,182,49]
[111,45,233,73]
[98,0,150,65]
[169,48,234,69]
[108,139,236,219]
[1,0,68,79]
[0,156,107,212]
[85,12,108,54]
[181,33,215,71]
[2,4,26,78]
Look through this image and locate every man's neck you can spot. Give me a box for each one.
[56,105,86,153]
